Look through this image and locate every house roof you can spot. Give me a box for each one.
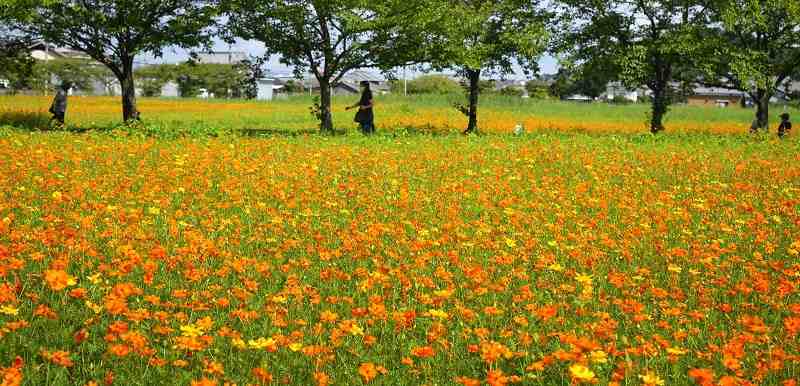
[691,87,745,97]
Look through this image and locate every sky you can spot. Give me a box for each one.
[144,38,560,79]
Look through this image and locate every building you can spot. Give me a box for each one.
[604,82,641,102]
[195,51,247,65]
[256,78,275,101]
[29,42,90,61]
[687,87,746,107]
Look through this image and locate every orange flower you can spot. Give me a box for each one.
[486,369,509,386]
[358,363,386,383]
[313,372,330,386]
[688,368,714,385]
[455,377,481,386]
[251,367,272,384]
[41,350,73,368]
[410,345,435,358]
[190,378,217,386]
[44,270,76,291]
[0,357,23,386]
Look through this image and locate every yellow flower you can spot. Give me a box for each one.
[248,337,276,350]
[231,338,246,349]
[569,364,596,381]
[271,295,287,304]
[639,371,665,385]
[575,273,593,286]
[504,238,517,248]
[428,309,449,319]
[666,347,687,356]
[87,273,103,285]
[180,324,204,338]
[667,264,682,273]
[589,350,608,364]
[349,324,364,336]
[289,343,303,352]
[148,207,160,215]
[0,305,19,316]
[85,301,102,314]
[51,191,62,200]
[548,263,564,272]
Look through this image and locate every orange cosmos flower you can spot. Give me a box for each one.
[358,362,386,383]
[190,378,217,386]
[313,372,330,386]
[44,270,76,291]
[41,350,73,368]
[251,367,272,383]
[688,368,714,385]
[410,345,435,358]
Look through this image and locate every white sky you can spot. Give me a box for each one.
[142,38,560,78]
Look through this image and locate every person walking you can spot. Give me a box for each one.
[49,82,71,127]
[777,113,792,138]
[347,81,375,134]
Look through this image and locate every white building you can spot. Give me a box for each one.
[256,78,275,101]
[195,52,247,65]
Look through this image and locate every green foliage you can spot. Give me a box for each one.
[402,75,461,95]
[36,58,114,93]
[525,80,551,99]
[0,30,35,92]
[282,80,305,94]
[136,65,177,97]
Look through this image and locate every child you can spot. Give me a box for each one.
[49,82,71,126]
[778,113,792,138]
[346,81,374,134]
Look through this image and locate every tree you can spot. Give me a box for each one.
[424,0,548,134]
[0,2,40,92]
[701,0,800,130]
[13,0,216,121]
[223,0,433,133]
[33,58,115,93]
[136,64,177,97]
[392,74,462,95]
[555,0,709,133]
[235,56,269,99]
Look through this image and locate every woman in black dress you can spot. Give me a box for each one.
[347,81,375,134]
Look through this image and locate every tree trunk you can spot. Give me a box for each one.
[318,78,333,134]
[754,89,769,131]
[120,56,139,122]
[650,85,668,134]
[464,69,480,134]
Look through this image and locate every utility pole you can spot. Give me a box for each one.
[44,41,50,96]
[403,66,407,97]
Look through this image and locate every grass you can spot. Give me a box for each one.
[2,94,798,134]
[0,96,798,385]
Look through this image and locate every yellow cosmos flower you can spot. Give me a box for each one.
[0,305,19,316]
[569,363,596,381]
[589,350,608,364]
[639,371,665,385]
[428,309,449,319]
[247,337,276,350]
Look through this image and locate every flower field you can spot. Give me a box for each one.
[0,127,798,386]
[2,95,798,135]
